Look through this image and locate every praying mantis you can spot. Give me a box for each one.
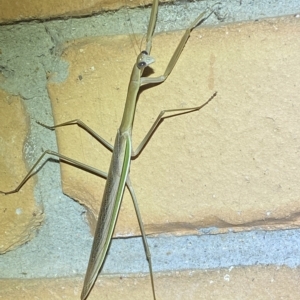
[1,0,217,299]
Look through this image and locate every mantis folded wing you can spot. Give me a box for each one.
[0,1,217,299]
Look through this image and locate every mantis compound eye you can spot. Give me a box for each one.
[136,50,154,69]
[137,61,147,69]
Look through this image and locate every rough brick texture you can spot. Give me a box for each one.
[48,15,300,236]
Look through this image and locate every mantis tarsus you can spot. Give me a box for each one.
[1,0,217,299]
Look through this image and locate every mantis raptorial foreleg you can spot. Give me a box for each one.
[142,10,209,86]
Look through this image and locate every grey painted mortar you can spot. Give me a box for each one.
[0,0,300,280]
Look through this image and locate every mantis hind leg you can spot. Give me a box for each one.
[0,150,108,195]
[126,176,157,300]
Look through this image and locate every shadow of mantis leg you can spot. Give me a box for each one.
[37,119,113,151]
[132,92,217,157]
[0,150,108,195]
[126,176,156,300]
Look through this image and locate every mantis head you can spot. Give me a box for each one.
[136,50,155,70]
